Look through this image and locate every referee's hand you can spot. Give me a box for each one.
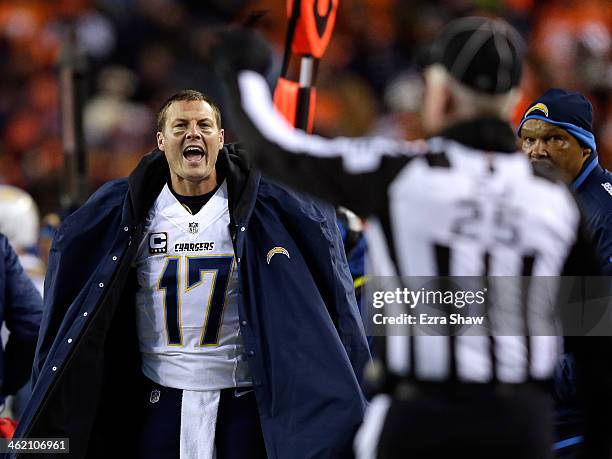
[210,28,273,76]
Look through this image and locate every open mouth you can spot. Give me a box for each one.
[183,145,206,163]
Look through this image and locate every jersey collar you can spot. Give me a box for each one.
[155,181,229,238]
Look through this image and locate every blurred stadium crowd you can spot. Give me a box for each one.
[0,0,610,216]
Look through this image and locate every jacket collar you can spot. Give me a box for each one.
[126,148,168,225]
[438,117,518,153]
[571,153,601,192]
[126,144,260,226]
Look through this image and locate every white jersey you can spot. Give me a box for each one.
[134,181,252,390]
[365,139,575,383]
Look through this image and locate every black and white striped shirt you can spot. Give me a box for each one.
[221,69,601,386]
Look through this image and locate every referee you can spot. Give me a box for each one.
[212,17,612,459]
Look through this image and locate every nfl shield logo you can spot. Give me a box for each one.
[150,389,161,404]
[189,222,199,234]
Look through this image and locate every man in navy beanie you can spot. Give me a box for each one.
[520,89,612,458]
[519,89,612,275]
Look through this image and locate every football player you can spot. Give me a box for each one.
[13,90,370,459]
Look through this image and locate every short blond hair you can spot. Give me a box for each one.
[157,90,222,131]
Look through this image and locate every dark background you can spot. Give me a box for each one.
[0,0,610,217]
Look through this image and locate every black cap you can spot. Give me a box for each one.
[425,16,525,94]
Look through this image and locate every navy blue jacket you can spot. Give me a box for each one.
[571,154,612,275]
[12,146,370,459]
[553,153,612,454]
[0,234,42,403]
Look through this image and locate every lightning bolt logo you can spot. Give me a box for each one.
[525,103,549,118]
[267,247,291,265]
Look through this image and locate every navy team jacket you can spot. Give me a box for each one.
[553,153,612,451]
[12,145,370,459]
[571,154,612,275]
[0,234,42,403]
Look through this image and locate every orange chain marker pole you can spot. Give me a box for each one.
[273,0,339,133]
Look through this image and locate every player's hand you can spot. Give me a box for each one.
[211,28,273,76]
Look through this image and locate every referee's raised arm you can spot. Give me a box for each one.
[211,30,427,217]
